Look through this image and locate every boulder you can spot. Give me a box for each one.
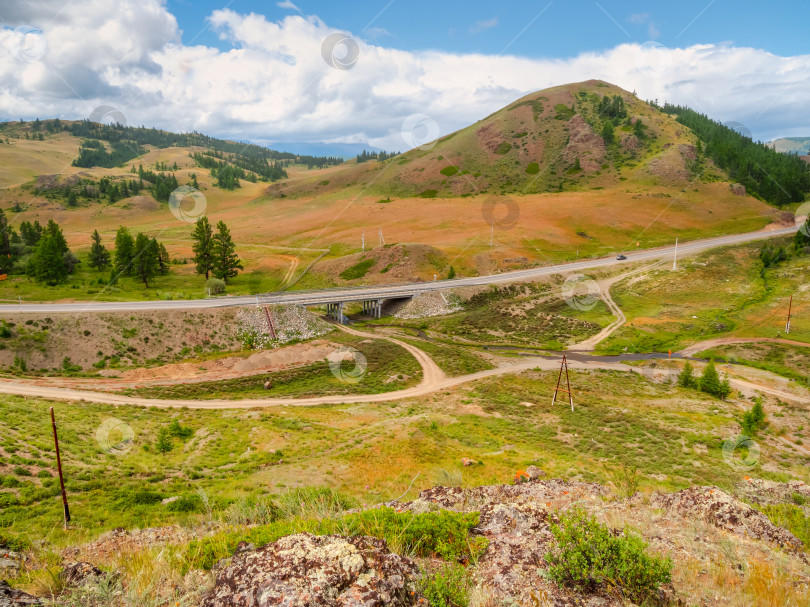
[730,183,746,196]
[59,562,105,588]
[199,533,418,607]
[526,466,545,480]
[0,580,42,606]
[0,552,22,579]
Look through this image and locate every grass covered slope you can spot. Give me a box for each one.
[598,238,810,354]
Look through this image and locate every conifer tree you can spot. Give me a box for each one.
[88,229,110,270]
[191,216,214,279]
[212,220,243,282]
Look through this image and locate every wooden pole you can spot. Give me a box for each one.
[551,355,575,412]
[785,294,793,334]
[50,407,70,529]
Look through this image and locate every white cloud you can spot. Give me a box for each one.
[276,1,301,13]
[1,2,810,149]
[470,17,498,34]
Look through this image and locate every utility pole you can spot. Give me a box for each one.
[672,237,678,271]
[50,407,70,530]
[378,228,385,247]
[786,294,793,334]
[362,229,365,252]
[551,355,574,412]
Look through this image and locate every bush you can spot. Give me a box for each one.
[168,419,193,439]
[125,489,163,506]
[525,162,540,174]
[494,142,512,155]
[206,278,226,295]
[417,563,471,607]
[758,503,810,548]
[439,165,459,177]
[340,259,375,281]
[545,507,672,602]
[166,495,202,512]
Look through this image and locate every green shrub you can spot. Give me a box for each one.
[419,189,438,198]
[545,507,672,602]
[439,166,459,177]
[525,162,540,174]
[0,532,30,552]
[417,563,471,607]
[340,259,376,280]
[494,142,512,155]
[168,419,194,439]
[12,466,31,476]
[166,495,202,513]
[758,503,810,548]
[124,489,163,506]
[206,278,226,295]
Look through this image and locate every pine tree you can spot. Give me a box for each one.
[27,234,68,284]
[44,220,68,255]
[700,360,731,399]
[191,216,214,279]
[157,242,170,275]
[88,230,110,270]
[677,361,697,388]
[741,398,767,435]
[0,209,10,274]
[114,226,135,275]
[132,233,158,287]
[212,221,243,282]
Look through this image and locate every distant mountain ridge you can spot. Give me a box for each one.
[768,137,810,155]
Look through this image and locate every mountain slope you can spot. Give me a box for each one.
[273,81,723,200]
[768,136,810,155]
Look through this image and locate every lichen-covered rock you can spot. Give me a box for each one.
[199,533,418,607]
[59,561,105,587]
[0,580,42,606]
[652,486,804,553]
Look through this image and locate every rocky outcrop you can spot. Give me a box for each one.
[0,581,42,606]
[652,486,804,553]
[392,480,618,606]
[563,115,606,172]
[199,533,418,607]
[730,183,746,196]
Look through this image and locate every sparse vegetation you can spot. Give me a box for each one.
[545,507,672,602]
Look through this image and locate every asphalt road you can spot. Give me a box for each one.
[0,225,797,314]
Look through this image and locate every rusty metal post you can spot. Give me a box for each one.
[50,407,70,529]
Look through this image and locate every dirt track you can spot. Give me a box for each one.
[679,337,810,357]
[1,323,808,409]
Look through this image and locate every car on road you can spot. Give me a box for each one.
[616,254,627,260]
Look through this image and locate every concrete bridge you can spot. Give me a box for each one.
[324,295,406,324]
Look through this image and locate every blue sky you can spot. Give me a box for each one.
[3,0,810,149]
[169,0,808,58]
